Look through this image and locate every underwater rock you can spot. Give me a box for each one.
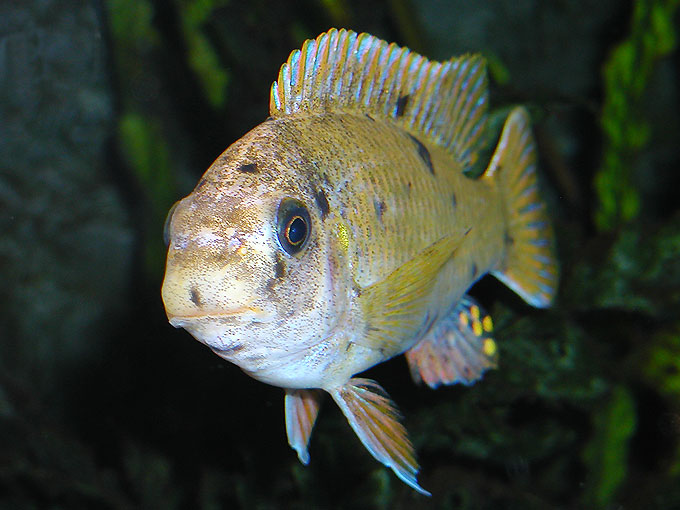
[0,0,133,404]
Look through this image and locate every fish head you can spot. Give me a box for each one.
[161,123,349,382]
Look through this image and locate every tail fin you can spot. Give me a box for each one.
[485,107,558,307]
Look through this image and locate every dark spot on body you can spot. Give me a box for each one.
[471,262,478,279]
[266,255,286,292]
[451,191,457,209]
[346,341,354,353]
[504,232,515,246]
[190,287,202,307]
[373,198,386,223]
[238,163,258,174]
[407,133,434,175]
[396,94,410,118]
[274,254,285,279]
[314,189,330,218]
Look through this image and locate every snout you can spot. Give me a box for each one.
[161,262,275,326]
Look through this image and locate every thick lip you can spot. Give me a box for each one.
[168,306,273,325]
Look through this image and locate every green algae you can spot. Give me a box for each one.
[595,0,679,231]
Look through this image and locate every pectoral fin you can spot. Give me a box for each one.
[360,232,468,354]
[406,296,498,389]
[330,378,430,496]
[285,389,323,465]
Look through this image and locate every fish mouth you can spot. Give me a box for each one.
[168,306,274,326]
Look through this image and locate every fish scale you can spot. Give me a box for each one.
[292,113,483,289]
[162,29,558,495]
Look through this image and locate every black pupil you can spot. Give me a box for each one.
[277,198,310,255]
[286,216,306,245]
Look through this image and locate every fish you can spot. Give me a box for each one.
[161,28,558,495]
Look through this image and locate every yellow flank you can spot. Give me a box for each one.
[281,113,506,292]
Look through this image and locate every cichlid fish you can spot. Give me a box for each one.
[161,29,558,495]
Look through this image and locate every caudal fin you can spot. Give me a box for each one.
[485,107,558,307]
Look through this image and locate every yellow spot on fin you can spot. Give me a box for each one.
[472,320,483,337]
[405,296,498,388]
[270,28,489,166]
[331,378,430,496]
[483,338,497,357]
[485,107,559,307]
[285,389,323,465]
[359,232,466,354]
[482,315,493,333]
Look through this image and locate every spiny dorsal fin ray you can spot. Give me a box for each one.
[270,29,489,165]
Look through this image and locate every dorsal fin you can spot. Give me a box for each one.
[270,28,489,164]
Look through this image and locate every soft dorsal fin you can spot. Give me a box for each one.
[270,28,489,165]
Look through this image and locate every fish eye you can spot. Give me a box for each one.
[277,198,311,255]
[163,201,180,247]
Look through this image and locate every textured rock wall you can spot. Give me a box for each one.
[0,1,133,403]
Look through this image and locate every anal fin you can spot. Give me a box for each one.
[285,389,323,465]
[331,379,430,496]
[405,296,498,389]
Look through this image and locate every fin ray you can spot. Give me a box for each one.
[331,378,430,496]
[406,296,498,389]
[270,29,488,166]
[359,232,466,354]
[486,107,558,307]
[285,389,323,465]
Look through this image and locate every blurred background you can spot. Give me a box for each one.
[1,0,679,508]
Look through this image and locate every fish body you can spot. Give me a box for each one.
[162,29,558,494]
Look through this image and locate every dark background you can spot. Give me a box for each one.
[1,0,680,508]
